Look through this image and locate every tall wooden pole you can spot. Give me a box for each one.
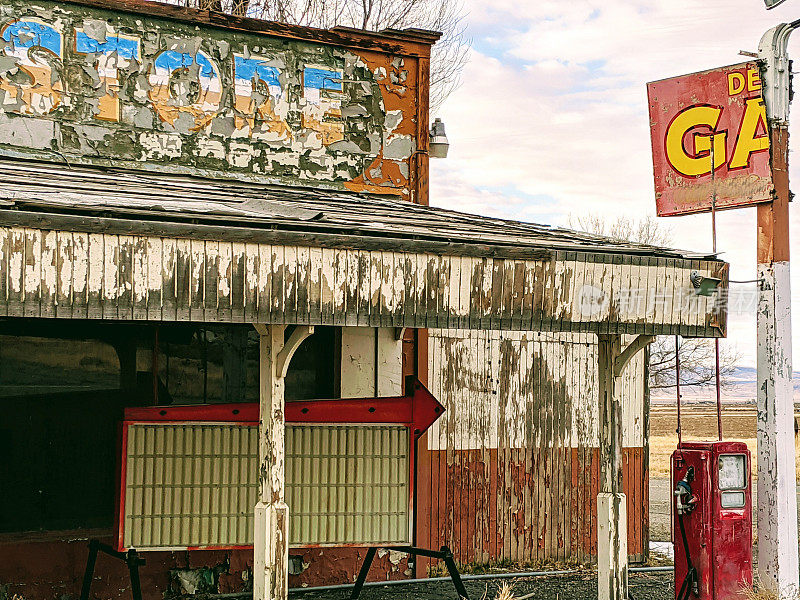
[758,24,799,600]
[756,124,798,599]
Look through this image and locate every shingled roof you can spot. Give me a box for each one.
[0,158,715,262]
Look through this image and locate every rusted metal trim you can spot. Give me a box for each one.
[55,0,440,57]
[414,56,431,207]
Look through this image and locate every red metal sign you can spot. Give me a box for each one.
[647,62,773,216]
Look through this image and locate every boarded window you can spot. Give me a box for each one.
[121,423,410,549]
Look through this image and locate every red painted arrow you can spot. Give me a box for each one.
[123,376,445,438]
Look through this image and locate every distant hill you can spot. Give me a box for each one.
[651,365,800,404]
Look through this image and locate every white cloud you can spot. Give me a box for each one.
[430,0,800,368]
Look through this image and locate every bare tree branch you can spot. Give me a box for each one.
[188,0,469,111]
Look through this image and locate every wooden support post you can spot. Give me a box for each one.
[253,323,289,600]
[756,124,799,599]
[597,334,651,600]
[597,334,626,600]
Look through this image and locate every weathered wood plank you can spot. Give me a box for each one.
[490,258,504,331]
[318,246,333,325]
[23,228,41,318]
[161,237,177,322]
[283,245,298,325]
[71,232,89,319]
[117,235,134,320]
[391,251,404,328]
[384,251,398,328]
[435,255,448,331]
[54,231,73,318]
[344,249,358,327]
[203,240,220,322]
[217,241,233,323]
[398,253,410,328]
[257,244,271,324]
[189,239,205,321]
[296,246,310,325]
[426,255,438,330]
[41,230,57,318]
[231,242,246,323]
[175,238,191,322]
[415,253,427,329]
[0,228,7,317]
[101,234,119,320]
[85,232,104,319]
[131,236,148,320]
[364,250,377,328]
[144,237,162,321]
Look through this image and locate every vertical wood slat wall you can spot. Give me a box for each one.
[420,330,647,567]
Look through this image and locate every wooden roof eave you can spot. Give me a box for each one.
[0,219,728,338]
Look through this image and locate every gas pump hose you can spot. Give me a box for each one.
[676,512,699,600]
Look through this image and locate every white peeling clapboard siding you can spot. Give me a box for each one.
[426,330,644,452]
[122,423,410,550]
[0,226,726,335]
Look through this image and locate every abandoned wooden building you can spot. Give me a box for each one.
[0,1,729,600]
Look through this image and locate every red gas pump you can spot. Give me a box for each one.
[672,441,752,600]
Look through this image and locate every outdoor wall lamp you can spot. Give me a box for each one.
[764,0,789,8]
[690,271,722,296]
[429,118,449,158]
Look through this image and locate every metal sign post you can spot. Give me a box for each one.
[757,22,800,600]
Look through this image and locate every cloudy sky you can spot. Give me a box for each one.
[429,0,800,370]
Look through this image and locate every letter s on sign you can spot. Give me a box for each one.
[0,19,64,116]
[665,105,727,177]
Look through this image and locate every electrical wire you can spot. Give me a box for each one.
[675,335,682,450]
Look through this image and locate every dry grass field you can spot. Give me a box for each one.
[649,404,800,480]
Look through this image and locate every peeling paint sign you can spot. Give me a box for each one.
[0,0,421,196]
[647,62,773,216]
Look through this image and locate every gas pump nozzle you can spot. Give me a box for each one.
[674,465,698,516]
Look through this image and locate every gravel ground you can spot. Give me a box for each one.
[289,571,674,600]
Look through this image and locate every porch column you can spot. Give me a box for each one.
[597,334,626,600]
[254,324,289,600]
[597,334,654,600]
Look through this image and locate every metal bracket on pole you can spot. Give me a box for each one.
[758,20,800,125]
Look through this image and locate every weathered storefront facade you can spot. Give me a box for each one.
[0,2,727,600]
